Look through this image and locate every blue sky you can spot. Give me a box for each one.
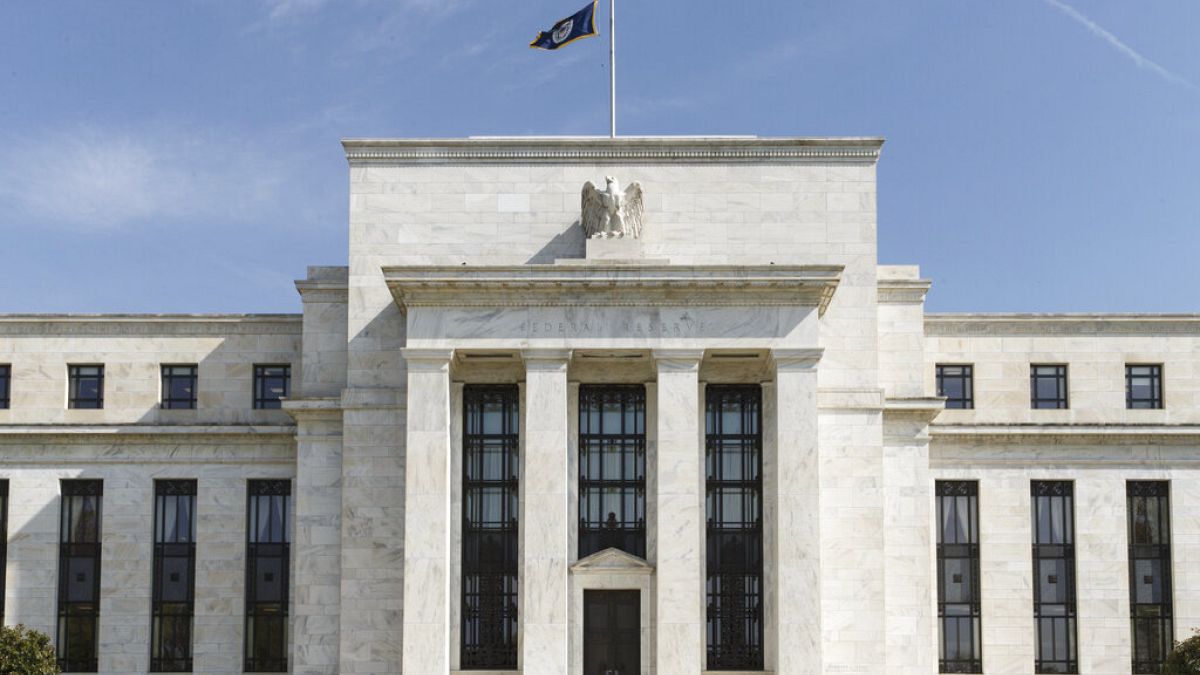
[0,0,1196,313]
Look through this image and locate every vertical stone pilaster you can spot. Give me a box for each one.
[520,349,571,675]
[651,349,705,675]
[286,398,344,675]
[399,348,454,674]
[768,348,824,675]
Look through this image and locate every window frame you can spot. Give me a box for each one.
[68,365,105,410]
[244,479,291,673]
[577,384,647,560]
[160,365,199,410]
[1030,365,1069,410]
[936,364,975,410]
[0,363,10,409]
[0,479,8,626]
[460,384,520,670]
[936,480,983,673]
[150,479,198,673]
[252,365,290,410]
[1127,481,1173,674]
[57,479,103,673]
[704,384,765,671]
[1125,364,1163,410]
[1031,480,1078,674]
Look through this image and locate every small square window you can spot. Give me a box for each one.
[253,365,290,410]
[68,365,104,409]
[0,364,9,409]
[936,364,974,409]
[161,365,198,409]
[1126,364,1163,410]
[1030,365,1068,409]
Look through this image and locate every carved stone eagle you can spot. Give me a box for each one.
[581,176,644,239]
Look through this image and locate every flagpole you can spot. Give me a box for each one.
[609,0,616,138]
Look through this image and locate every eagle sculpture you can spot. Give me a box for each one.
[581,176,644,239]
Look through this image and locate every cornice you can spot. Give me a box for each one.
[0,314,302,336]
[878,279,931,305]
[931,423,1200,444]
[884,397,945,423]
[343,136,883,165]
[383,264,842,315]
[925,314,1200,336]
[0,424,296,444]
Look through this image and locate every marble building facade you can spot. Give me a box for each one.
[0,136,1196,675]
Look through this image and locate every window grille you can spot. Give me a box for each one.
[68,365,104,409]
[245,479,290,673]
[936,365,974,409]
[161,365,198,410]
[151,480,197,672]
[578,384,646,559]
[1032,480,1077,674]
[253,365,290,410]
[1030,365,1069,409]
[936,480,982,673]
[1126,365,1163,410]
[57,479,103,672]
[1128,481,1173,674]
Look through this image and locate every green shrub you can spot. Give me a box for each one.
[0,624,58,675]
[1166,630,1200,675]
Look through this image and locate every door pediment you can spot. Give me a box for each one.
[571,547,654,576]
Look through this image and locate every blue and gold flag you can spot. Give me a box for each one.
[530,1,598,50]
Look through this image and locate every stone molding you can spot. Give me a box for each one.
[521,348,572,370]
[384,264,842,315]
[817,387,886,411]
[343,136,883,164]
[0,424,295,443]
[0,314,301,336]
[283,397,343,423]
[400,348,455,371]
[652,348,705,371]
[931,423,1200,444]
[878,278,932,305]
[925,313,1200,336]
[339,387,404,411]
[883,397,945,422]
[569,547,654,576]
[771,347,823,371]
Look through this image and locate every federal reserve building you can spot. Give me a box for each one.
[1,135,1196,675]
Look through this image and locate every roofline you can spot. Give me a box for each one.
[0,314,301,322]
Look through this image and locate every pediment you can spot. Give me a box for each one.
[570,547,654,576]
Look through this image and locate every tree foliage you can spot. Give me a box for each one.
[1166,630,1200,675]
[0,624,59,675]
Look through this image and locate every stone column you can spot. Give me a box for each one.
[769,348,823,675]
[651,349,705,675]
[520,349,572,675]
[286,398,344,675]
[399,348,454,674]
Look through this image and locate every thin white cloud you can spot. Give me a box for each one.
[0,127,289,232]
[1042,0,1196,90]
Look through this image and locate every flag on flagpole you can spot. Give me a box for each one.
[530,1,598,50]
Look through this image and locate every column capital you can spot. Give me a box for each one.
[521,348,572,371]
[651,348,705,372]
[771,347,824,372]
[400,348,454,371]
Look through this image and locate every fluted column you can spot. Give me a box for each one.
[400,348,454,674]
[652,349,706,675]
[769,347,823,675]
[520,349,572,674]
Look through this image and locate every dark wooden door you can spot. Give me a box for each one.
[583,590,640,675]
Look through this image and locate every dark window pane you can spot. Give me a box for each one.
[245,480,290,672]
[705,385,764,670]
[1128,481,1172,674]
[152,481,196,672]
[253,365,290,410]
[0,480,7,625]
[58,480,102,672]
[578,385,646,560]
[937,480,982,673]
[1031,365,1068,409]
[161,365,198,410]
[937,365,974,409]
[0,364,10,408]
[1032,481,1077,673]
[68,365,104,410]
[1126,365,1163,410]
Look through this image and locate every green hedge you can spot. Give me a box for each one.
[1167,630,1200,675]
[0,624,58,675]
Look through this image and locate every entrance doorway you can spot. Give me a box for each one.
[583,589,640,675]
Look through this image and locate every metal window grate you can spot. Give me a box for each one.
[245,479,290,673]
[151,480,197,672]
[253,365,290,410]
[1032,480,1078,674]
[1127,481,1173,674]
[1126,365,1163,410]
[936,480,982,673]
[936,365,975,410]
[1031,365,1069,409]
[161,365,198,410]
[705,384,764,671]
[68,365,104,410]
[578,384,646,559]
[461,385,519,669]
[0,480,7,626]
[57,479,103,673]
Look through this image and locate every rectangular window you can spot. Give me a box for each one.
[1031,365,1069,410]
[57,479,103,673]
[937,480,982,673]
[161,365,198,410]
[578,384,646,559]
[937,365,975,409]
[1126,365,1163,410]
[1128,481,1173,674]
[461,385,519,669]
[253,365,290,410]
[0,364,10,408]
[705,385,764,671]
[1032,480,1077,674]
[151,480,197,672]
[0,479,7,626]
[245,479,290,673]
[68,365,105,410]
